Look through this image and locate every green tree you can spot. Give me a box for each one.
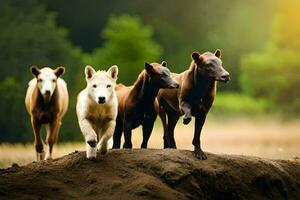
[0,77,31,142]
[91,15,162,85]
[240,0,300,116]
[45,0,275,91]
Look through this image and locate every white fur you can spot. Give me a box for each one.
[76,65,118,159]
[36,68,59,103]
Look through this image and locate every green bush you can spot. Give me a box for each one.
[240,45,300,116]
[239,0,300,117]
[211,92,269,117]
[0,77,31,142]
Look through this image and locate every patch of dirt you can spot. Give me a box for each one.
[0,149,299,200]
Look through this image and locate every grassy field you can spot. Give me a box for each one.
[1,118,300,168]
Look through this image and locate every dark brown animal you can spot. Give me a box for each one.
[113,62,179,149]
[157,50,230,159]
[25,67,69,161]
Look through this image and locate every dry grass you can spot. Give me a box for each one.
[135,118,300,159]
[1,119,300,168]
[0,143,85,168]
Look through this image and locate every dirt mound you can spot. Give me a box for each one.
[0,149,299,200]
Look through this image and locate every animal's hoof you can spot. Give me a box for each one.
[86,146,97,160]
[45,156,52,160]
[123,143,132,149]
[87,140,97,148]
[194,147,207,160]
[36,151,45,161]
[194,152,207,160]
[183,116,191,125]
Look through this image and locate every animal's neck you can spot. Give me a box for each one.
[133,72,159,105]
[190,62,215,92]
[142,74,159,103]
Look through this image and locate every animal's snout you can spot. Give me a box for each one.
[223,70,230,77]
[44,90,51,95]
[222,71,230,80]
[98,96,106,104]
[219,71,230,82]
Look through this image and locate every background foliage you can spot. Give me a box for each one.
[0,0,298,142]
[240,0,300,116]
[90,15,162,85]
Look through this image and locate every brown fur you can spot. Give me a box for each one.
[25,67,68,161]
[158,50,229,159]
[113,62,179,149]
[116,83,126,90]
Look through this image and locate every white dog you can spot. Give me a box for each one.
[76,65,118,159]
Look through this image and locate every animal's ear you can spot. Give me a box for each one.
[54,66,65,77]
[215,49,222,58]
[85,65,96,80]
[145,62,155,75]
[161,61,167,67]
[107,65,118,80]
[192,52,205,63]
[30,66,40,77]
[191,52,203,63]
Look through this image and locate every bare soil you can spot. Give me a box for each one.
[0,149,299,200]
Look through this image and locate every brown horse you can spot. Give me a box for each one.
[112,62,179,149]
[157,50,230,159]
[25,66,69,161]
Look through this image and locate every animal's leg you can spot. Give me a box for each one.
[79,119,97,159]
[123,121,132,149]
[112,118,123,149]
[53,121,61,144]
[193,114,207,160]
[166,114,179,148]
[45,120,61,160]
[45,124,52,160]
[86,143,97,161]
[181,102,192,125]
[97,120,115,155]
[141,115,157,148]
[31,118,44,161]
[158,106,168,148]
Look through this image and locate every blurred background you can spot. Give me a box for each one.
[0,0,299,168]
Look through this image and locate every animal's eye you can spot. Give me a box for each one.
[38,79,43,82]
[52,79,56,83]
[92,84,97,88]
[162,72,169,77]
[107,84,111,88]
